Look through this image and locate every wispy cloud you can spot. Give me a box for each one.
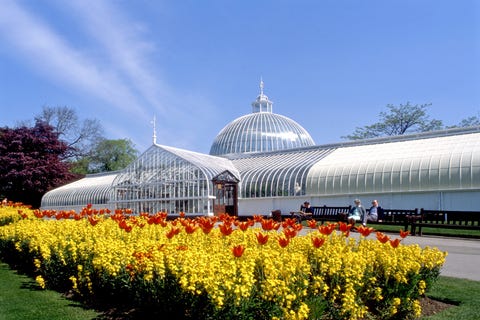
[64,0,173,118]
[0,0,163,124]
[0,0,217,152]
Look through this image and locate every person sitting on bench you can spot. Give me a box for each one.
[292,201,313,223]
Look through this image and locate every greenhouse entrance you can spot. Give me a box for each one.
[212,171,239,216]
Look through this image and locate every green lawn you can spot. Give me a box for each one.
[422,276,480,320]
[0,262,99,320]
[366,223,480,239]
[1,261,479,320]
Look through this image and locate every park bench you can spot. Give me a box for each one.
[311,205,351,223]
[287,205,350,223]
[413,209,480,236]
[374,208,420,231]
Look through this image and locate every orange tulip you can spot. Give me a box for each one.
[88,216,99,226]
[278,237,290,248]
[318,223,336,236]
[376,231,390,244]
[311,236,326,248]
[261,219,276,231]
[184,223,198,234]
[255,232,269,245]
[307,219,317,229]
[198,218,216,234]
[283,227,297,239]
[390,238,401,248]
[357,226,375,237]
[399,229,410,238]
[166,227,180,239]
[282,218,297,229]
[338,221,352,233]
[253,214,264,223]
[219,223,234,236]
[232,245,245,258]
[235,221,250,231]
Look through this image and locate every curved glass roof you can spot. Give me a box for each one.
[41,171,117,211]
[210,81,315,156]
[306,131,480,195]
[232,147,334,198]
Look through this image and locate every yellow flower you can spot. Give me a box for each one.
[35,275,46,289]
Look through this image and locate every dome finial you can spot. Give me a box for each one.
[151,115,157,144]
[260,77,264,96]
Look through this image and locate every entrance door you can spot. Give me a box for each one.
[212,171,239,216]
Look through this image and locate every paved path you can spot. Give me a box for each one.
[399,235,480,281]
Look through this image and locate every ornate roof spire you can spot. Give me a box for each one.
[152,115,157,144]
[252,78,273,113]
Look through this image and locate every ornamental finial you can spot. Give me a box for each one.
[260,77,264,96]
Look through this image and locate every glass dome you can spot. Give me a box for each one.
[210,81,315,156]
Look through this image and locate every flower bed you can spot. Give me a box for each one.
[0,205,446,319]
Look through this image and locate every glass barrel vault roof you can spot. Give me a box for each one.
[306,131,480,195]
[41,171,117,211]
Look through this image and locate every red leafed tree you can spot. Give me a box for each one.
[0,121,79,207]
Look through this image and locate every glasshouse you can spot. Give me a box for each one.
[41,83,480,215]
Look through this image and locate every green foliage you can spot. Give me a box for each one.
[88,138,138,173]
[343,102,443,140]
[69,139,138,174]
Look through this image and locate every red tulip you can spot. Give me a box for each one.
[376,231,390,244]
[357,226,375,237]
[390,238,401,248]
[278,237,290,248]
[311,236,326,248]
[399,229,410,238]
[255,232,269,245]
[219,223,234,236]
[318,223,336,236]
[307,219,317,229]
[283,227,298,239]
[232,245,245,258]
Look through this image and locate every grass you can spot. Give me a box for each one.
[1,263,479,320]
[0,262,99,320]
[366,223,480,239]
[422,276,480,319]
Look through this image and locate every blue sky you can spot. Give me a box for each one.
[1,0,479,153]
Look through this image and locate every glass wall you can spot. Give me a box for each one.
[111,145,240,214]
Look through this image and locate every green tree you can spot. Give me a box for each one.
[343,102,443,140]
[88,139,138,173]
[450,114,480,128]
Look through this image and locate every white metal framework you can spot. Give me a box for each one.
[306,131,480,196]
[231,147,334,198]
[210,81,315,156]
[41,172,117,211]
[110,144,240,214]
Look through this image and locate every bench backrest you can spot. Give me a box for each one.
[420,209,480,226]
[381,208,419,222]
[311,205,351,217]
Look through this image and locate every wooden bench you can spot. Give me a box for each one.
[288,205,350,223]
[413,209,480,236]
[311,205,350,223]
[374,208,419,231]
